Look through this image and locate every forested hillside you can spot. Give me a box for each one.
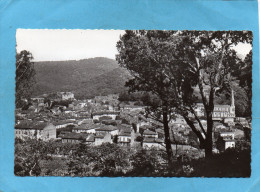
[32,56,250,116]
[33,57,131,98]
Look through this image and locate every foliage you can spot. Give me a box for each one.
[239,51,252,116]
[15,138,250,177]
[116,30,252,159]
[33,57,131,99]
[135,136,143,142]
[16,50,36,108]
[188,148,251,177]
[128,150,156,176]
[118,91,147,104]
[14,138,49,176]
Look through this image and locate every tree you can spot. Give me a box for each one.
[164,31,252,158]
[116,30,181,166]
[116,30,252,159]
[16,50,36,108]
[14,138,49,176]
[238,51,252,117]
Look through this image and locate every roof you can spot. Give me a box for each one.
[214,122,225,126]
[53,119,75,125]
[118,125,131,132]
[143,137,164,143]
[214,105,231,108]
[85,134,95,142]
[15,122,53,130]
[155,128,164,134]
[92,111,120,116]
[61,132,88,140]
[221,132,235,134]
[95,135,105,139]
[224,139,235,142]
[59,131,71,134]
[139,125,152,129]
[95,125,118,132]
[124,105,144,109]
[73,123,98,130]
[143,129,157,135]
[118,129,131,136]
[196,103,231,109]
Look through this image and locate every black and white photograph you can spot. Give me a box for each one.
[14,29,252,177]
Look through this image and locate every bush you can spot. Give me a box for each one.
[188,148,251,177]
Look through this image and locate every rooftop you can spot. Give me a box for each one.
[95,125,118,131]
[85,134,95,142]
[15,122,53,130]
[143,129,157,135]
[143,137,164,143]
[61,132,88,140]
[92,111,120,116]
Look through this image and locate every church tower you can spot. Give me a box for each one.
[231,89,235,107]
[230,89,235,117]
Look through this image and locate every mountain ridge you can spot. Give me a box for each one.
[33,57,131,98]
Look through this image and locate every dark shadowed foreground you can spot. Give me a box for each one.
[15,138,250,177]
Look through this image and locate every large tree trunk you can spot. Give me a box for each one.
[204,88,215,159]
[183,115,206,149]
[205,115,213,158]
[162,109,174,167]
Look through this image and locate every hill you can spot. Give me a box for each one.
[33,57,131,98]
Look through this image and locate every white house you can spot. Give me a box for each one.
[143,129,158,138]
[220,132,235,140]
[15,122,56,141]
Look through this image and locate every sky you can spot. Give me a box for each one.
[16,29,125,61]
[16,29,252,62]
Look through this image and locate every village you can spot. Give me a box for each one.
[15,90,251,157]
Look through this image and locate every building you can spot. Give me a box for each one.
[92,111,120,120]
[31,97,44,104]
[194,89,236,121]
[216,131,236,152]
[94,133,113,146]
[57,92,75,100]
[220,132,235,139]
[214,122,227,130]
[155,128,165,138]
[72,124,98,134]
[61,132,88,144]
[143,129,158,138]
[118,129,132,146]
[53,120,75,129]
[15,122,56,141]
[135,121,150,133]
[84,134,95,145]
[95,125,119,136]
[143,138,165,149]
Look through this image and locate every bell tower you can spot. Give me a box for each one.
[230,89,235,117]
[231,89,235,107]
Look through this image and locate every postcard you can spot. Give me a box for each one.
[0,0,259,192]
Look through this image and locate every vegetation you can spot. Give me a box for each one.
[15,138,250,177]
[16,50,36,108]
[33,57,131,99]
[116,30,252,160]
